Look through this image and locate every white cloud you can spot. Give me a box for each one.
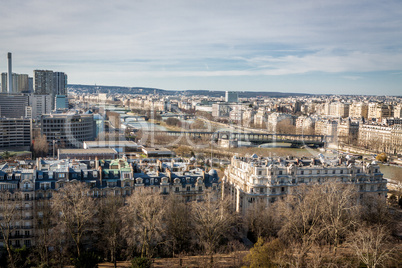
[0,0,401,94]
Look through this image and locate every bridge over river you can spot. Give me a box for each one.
[142,130,333,148]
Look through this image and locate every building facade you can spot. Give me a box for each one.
[222,155,387,214]
[0,118,32,149]
[41,114,96,155]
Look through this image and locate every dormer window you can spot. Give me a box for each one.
[58,173,65,178]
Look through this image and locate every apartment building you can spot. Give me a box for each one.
[0,162,36,248]
[222,155,387,214]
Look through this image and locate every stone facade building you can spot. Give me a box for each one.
[222,155,387,214]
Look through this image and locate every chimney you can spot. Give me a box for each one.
[7,52,12,93]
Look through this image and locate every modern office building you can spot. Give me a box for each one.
[34,70,68,110]
[55,95,68,110]
[28,94,52,120]
[41,113,96,155]
[53,72,68,96]
[0,118,32,149]
[222,155,387,214]
[0,93,29,118]
[225,91,238,103]
[34,70,53,95]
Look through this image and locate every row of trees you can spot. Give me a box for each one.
[1,183,238,268]
[244,183,401,267]
[1,182,400,267]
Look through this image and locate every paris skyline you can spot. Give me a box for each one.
[0,0,401,95]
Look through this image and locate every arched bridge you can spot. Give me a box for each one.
[142,130,332,147]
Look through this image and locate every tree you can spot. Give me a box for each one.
[164,195,192,256]
[33,199,54,267]
[33,135,48,157]
[191,195,237,263]
[120,189,165,258]
[277,184,324,266]
[319,182,359,252]
[0,190,21,268]
[97,195,124,268]
[375,153,387,163]
[165,118,181,127]
[51,182,96,258]
[348,225,395,268]
[245,201,279,243]
[243,237,286,268]
[1,151,11,160]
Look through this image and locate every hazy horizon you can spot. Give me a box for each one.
[1,0,401,95]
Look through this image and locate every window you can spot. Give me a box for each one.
[58,173,65,178]
[317,170,320,174]
[340,170,343,174]
[272,188,276,193]
[186,186,191,191]
[25,231,30,236]
[301,171,304,175]
[15,240,20,247]
[93,171,97,178]
[24,194,29,200]
[332,170,336,174]
[279,171,282,175]
[163,187,168,194]
[24,240,31,247]
[199,186,202,192]
[175,187,179,192]
[309,170,312,175]
[281,187,285,192]
[260,188,264,194]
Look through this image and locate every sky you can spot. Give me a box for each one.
[0,0,401,95]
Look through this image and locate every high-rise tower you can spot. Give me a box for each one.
[7,52,12,93]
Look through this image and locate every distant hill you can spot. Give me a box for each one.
[68,84,310,98]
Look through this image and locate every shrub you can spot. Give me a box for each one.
[131,257,152,268]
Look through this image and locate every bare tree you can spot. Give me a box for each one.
[245,201,279,242]
[33,198,54,267]
[277,184,324,267]
[319,182,359,252]
[33,134,49,157]
[164,195,192,256]
[0,190,20,268]
[191,194,237,264]
[348,225,395,268]
[51,182,97,258]
[120,189,165,258]
[97,195,124,268]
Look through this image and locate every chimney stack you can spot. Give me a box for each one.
[7,52,12,93]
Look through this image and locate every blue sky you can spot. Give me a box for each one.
[0,0,401,95]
